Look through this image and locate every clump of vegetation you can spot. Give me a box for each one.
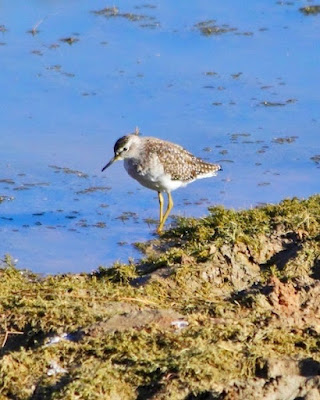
[194,20,253,37]
[311,154,320,166]
[194,20,238,36]
[272,136,298,144]
[59,37,79,45]
[299,5,320,15]
[92,6,160,29]
[0,195,320,399]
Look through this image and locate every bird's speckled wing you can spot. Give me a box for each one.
[143,138,221,181]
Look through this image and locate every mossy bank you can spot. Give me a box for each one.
[1,195,320,400]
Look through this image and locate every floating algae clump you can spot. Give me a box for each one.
[0,195,320,399]
[299,5,320,15]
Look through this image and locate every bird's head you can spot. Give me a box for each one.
[101,134,140,172]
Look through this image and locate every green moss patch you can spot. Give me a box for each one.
[299,5,320,15]
[1,196,320,399]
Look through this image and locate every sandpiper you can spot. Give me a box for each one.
[102,128,221,233]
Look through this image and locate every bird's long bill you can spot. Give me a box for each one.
[101,155,120,172]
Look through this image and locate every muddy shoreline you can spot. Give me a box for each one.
[1,195,320,399]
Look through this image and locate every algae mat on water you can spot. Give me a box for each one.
[0,195,320,399]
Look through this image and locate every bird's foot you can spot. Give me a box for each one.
[156,226,164,235]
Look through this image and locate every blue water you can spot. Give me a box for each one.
[0,0,319,273]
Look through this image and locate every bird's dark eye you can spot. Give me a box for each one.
[123,147,128,152]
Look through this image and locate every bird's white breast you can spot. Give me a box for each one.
[124,157,186,193]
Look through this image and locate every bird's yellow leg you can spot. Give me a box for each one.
[158,191,164,225]
[157,192,173,234]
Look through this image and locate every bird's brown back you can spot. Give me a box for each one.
[142,137,221,181]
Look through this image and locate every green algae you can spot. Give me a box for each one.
[1,195,320,399]
[75,186,111,195]
[272,136,298,144]
[92,6,160,29]
[311,154,320,166]
[60,37,79,45]
[194,20,238,36]
[194,20,253,37]
[48,165,89,178]
[299,5,320,15]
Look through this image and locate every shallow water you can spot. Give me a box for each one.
[0,0,319,273]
